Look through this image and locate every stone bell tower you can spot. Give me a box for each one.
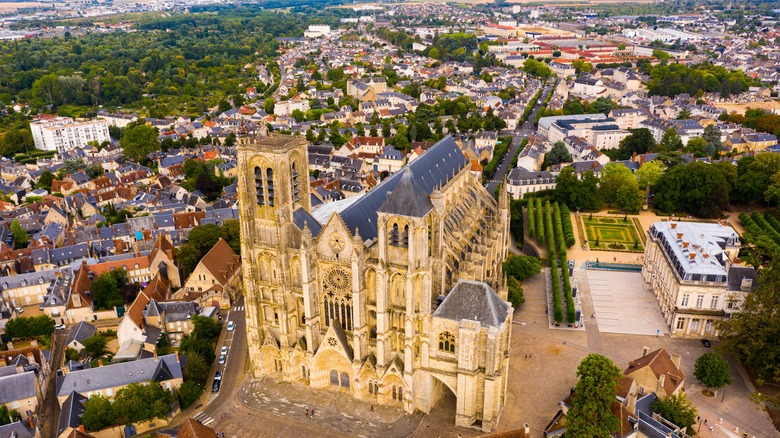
[236,133,311,375]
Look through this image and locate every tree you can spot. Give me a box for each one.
[719,256,780,381]
[184,351,211,382]
[218,99,231,113]
[369,125,378,137]
[653,161,730,218]
[658,128,683,152]
[91,272,125,311]
[676,108,691,119]
[10,219,29,250]
[187,223,222,254]
[82,395,117,431]
[615,184,644,214]
[4,315,55,339]
[651,393,697,429]
[263,97,276,114]
[191,315,222,341]
[735,153,780,204]
[392,124,410,151]
[635,161,665,190]
[702,124,723,155]
[291,109,305,123]
[567,354,622,438]
[36,170,55,191]
[0,129,34,157]
[0,405,11,426]
[685,137,707,156]
[694,352,732,395]
[65,348,80,362]
[83,335,107,358]
[120,122,160,162]
[502,254,542,281]
[616,128,656,160]
[506,276,525,307]
[544,141,572,168]
[599,163,637,208]
[112,382,173,425]
[178,380,204,409]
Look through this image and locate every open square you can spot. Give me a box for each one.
[583,216,644,252]
[578,270,668,336]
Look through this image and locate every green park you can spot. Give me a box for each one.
[582,216,644,252]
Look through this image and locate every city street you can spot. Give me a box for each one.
[486,79,559,196]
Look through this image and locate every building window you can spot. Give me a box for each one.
[438,331,456,353]
[681,294,689,307]
[676,318,685,330]
[690,319,700,332]
[710,296,719,309]
[696,295,704,308]
[368,380,374,394]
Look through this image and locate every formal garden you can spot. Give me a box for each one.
[581,215,645,252]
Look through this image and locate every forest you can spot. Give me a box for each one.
[643,62,752,98]
[0,8,345,117]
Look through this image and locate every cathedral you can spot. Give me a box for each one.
[237,133,513,431]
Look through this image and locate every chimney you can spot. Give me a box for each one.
[523,423,530,435]
[97,359,103,367]
[658,374,665,388]
[642,346,649,357]
[671,353,681,369]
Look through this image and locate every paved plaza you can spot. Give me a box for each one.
[579,270,668,336]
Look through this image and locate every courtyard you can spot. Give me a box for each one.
[578,270,668,336]
[582,215,644,252]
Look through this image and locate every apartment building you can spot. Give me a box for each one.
[30,117,110,152]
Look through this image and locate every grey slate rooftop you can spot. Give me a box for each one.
[56,354,182,398]
[433,280,510,328]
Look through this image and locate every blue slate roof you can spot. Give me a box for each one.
[337,135,467,240]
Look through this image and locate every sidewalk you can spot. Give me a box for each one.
[238,377,423,438]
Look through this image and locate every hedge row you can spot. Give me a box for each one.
[559,204,576,248]
[4,315,55,340]
[482,138,511,182]
[750,212,780,246]
[527,200,535,239]
[545,201,563,323]
[552,202,567,260]
[535,198,544,245]
[561,259,576,324]
[764,212,780,235]
[739,213,780,252]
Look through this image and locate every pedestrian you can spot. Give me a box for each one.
[370,405,374,412]
[306,406,309,416]
[704,419,708,425]
[311,408,315,418]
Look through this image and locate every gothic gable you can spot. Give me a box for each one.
[312,323,354,363]
[317,213,354,259]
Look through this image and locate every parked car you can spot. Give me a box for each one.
[218,353,226,365]
[14,307,23,314]
[221,346,228,355]
[227,321,235,332]
[701,339,711,347]
[214,371,223,381]
[54,324,66,330]
[212,379,221,393]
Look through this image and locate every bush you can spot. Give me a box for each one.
[503,254,542,281]
[178,380,204,409]
[4,315,55,340]
[83,335,107,358]
[527,201,535,239]
[560,204,576,247]
[535,198,544,244]
[65,348,80,362]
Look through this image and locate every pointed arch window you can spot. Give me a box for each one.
[438,331,456,353]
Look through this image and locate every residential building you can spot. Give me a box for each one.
[623,347,684,399]
[30,117,110,153]
[64,322,97,352]
[506,167,557,200]
[179,238,241,309]
[55,354,183,405]
[642,221,758,338]
[0,372,39,420]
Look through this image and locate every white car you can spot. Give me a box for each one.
[218,354,226,365]
[54,323,66,330]
[14,307,23,314]
[227,321,235,332]
[220,346,228,355]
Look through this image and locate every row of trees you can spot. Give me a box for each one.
[3,315,55,340]
[645,61,752,98]
[82,382,175,431]
[606,125,723,161]
[177,316,224,409]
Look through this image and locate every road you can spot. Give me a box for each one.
[40,329,66,438]
[486,80,558,196]
[191,295,248,428]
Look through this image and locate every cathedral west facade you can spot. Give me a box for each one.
[237,133,513,431]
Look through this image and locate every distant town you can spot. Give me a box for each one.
[0,1,778,438]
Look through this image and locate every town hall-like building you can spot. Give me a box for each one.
[237,133,512,431]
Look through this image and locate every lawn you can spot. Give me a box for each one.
[583,216,644,252]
